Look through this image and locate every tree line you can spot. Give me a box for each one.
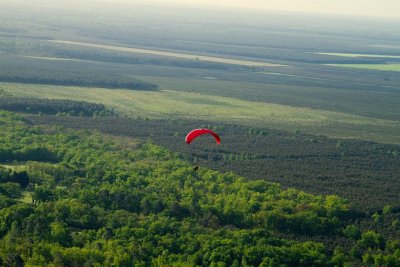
[0,97,116,117]
[0,62,158,91]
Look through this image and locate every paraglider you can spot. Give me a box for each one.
[185,128,221,171]
[192,164,199,171]
[185,128,221,145]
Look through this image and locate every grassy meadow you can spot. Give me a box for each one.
[315,52,400,59]
[329,63,400,72]
[2,82,400,143]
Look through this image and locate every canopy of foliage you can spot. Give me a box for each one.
[0,111,399,266]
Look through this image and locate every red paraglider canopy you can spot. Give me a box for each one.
[185,128,221,145]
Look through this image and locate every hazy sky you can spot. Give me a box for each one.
[100,0,400,19]
[172,0,400,19]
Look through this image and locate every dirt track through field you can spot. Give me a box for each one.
[50,40,284,67]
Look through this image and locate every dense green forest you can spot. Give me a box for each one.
[26,115,400,213]
[0,110,400,266]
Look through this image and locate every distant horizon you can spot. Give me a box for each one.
[95,0,400,20]
[2,0,400,21]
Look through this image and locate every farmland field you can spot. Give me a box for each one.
[329,63,400,72]
[314,52,400,59]
[2,82,400,143]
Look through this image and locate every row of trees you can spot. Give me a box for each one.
[0,60,158,91]
[0,97,116,117]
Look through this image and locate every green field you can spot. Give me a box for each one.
[315,52,400,58]
[329,63,400,72]
[133,73,400,121]
[3,82,400,143]
[369,44,400,50]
